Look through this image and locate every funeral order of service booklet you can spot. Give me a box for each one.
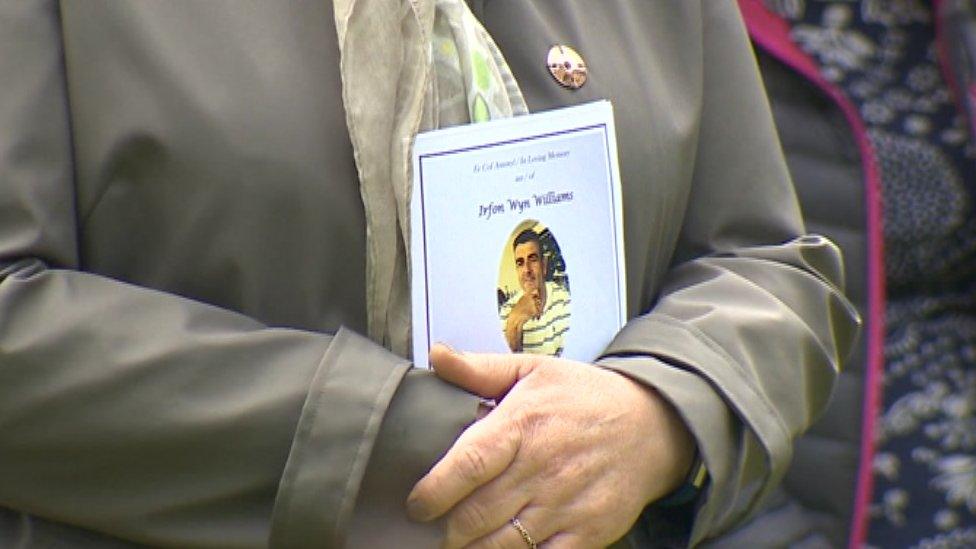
[410,101,626,368]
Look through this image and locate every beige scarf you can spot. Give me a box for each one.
[332,0,527,356]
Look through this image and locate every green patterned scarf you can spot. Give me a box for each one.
[332,0,527,355]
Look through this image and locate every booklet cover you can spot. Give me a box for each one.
[410,101,626,368]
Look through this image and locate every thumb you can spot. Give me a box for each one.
[429,343,542,399]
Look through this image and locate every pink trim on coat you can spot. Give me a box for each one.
[736,2,887,548]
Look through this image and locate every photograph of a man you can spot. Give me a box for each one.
[499,227,571,355]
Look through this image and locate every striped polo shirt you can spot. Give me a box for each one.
[500,281,571,356]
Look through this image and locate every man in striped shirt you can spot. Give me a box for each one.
[501,229,571,356]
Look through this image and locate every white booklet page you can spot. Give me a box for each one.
[411,101,626,368]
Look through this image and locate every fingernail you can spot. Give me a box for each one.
[405,493,431,522]
[436,342,457,354]
[433,342,466,358]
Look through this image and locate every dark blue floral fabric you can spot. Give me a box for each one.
[768,0,976,546]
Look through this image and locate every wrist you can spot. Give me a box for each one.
[656,445,708,507]
[640,382,697,493]
[613,374,698,505]
[641,383,705,507]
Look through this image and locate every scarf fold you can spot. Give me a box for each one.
[332,0,527,356]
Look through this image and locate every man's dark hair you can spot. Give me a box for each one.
[512,228,541,251]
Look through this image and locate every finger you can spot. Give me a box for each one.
[441,476,531,548]
[541,532,589,549]
[444,483,530,547]
[467,506,558,549]
[429,344,542,399]
[406,412,521,522]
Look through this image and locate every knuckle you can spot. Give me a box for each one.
[453,499,491,536]
[458,444,490,483]
[509,406,534,431]
[508,406,544,443]
[582,492,614,519]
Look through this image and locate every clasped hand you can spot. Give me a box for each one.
[406,344,696,548]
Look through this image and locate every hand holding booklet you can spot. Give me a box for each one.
[410,101,627,368]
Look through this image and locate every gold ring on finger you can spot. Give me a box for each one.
[510,517,538,549]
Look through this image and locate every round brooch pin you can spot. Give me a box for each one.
[547,44,587,90]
